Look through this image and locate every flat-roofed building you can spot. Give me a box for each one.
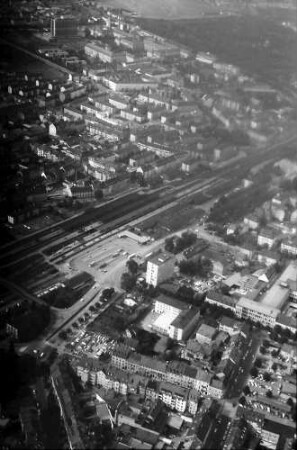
[260,284,289,310]
[235,297,279,327]
[219,316,242,336]
[205,291,237,313]
[195,323,216,345]
[260,262,297,309]
[154,294,187,319]
[257,228,278,249]
[281,237,297,256]
[275,313,297,334]
[168,307,200,341]
[84,42,126,63]
[146,252,175,287]
[159,382,188,413]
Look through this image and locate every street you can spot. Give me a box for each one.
[225,330,262,400]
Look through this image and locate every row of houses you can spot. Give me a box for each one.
[75,352,223,416]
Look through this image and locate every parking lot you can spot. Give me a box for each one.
[65,329,116,358]
[66,232,155,289]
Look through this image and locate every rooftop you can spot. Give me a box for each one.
[237,297,280,317]
[170,307,199,330]
[196,323,216,339]
[155,294,188,311]
[148,251,174,266]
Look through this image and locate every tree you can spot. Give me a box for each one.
[239,396,246,406]
[59,330,68,340]
[259,346,267,355]
[120,272,136,292]
[126,259,138,275]
[95,189,103,200]
[164,237,175,253]
[274,325,282,334]
[84,27,91,38]
[179,256,213,278]
[254,358,263,368]
[250,367,259,378]
[102,288,115,299]
[243,385,251,396]
[263,372,271,382]
[271,362,278,371]
[266,390,273,398]
[177,285,194,302]
[287,397,294,407]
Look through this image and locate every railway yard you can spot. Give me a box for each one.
[1,131,297,350]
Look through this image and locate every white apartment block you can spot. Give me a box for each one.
[154,295,187,320]
[235,297,279,327]
[168,308,200,341]
[257,229,277,249]
[146,252,175,287]
[195,324,216,345]
[281,239,297,256]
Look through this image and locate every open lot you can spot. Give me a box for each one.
[67,232,148,288]
[65,329,115,359]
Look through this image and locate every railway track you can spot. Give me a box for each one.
[1,131,296,272]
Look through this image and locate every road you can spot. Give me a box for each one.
[2,131,297,356]
[224,329,262,400]
[1,129,297,275]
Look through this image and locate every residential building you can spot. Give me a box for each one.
[235,297,279,327]
[208,379,224,399]
[154,294,187,320]
[257,228,278,249]
[259,262,297,310]
[187,389,199,415]
[205,291,237,313]
[50,17,78,38]
[257,249,278,267]
[281,237,297,256]
[84,43,126,63]
[168,307,200,341]
[146,251,175,287]
[275,314,297,334]
[159,382,188,413]
[195,324,216,345]
[280,343,297,362]
[181,157,201,174]
[219,316,242,336]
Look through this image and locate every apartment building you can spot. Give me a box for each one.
[257,228,278,249]
[146,252,175,287]
[219,316,242,336]
[235,297,279,327]
[84,43,126,64]
[281,237,297,256]
[168,307,200,341]
[195,324,216,345]
[159,382,188,413]
[205,291,237,313]
[154,295,187,319]
[208,379,224,399]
